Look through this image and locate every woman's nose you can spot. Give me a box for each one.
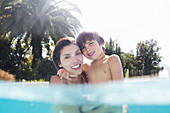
[71,56,79,62]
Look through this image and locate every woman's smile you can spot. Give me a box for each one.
[71,64,81,70]
[60,43,83,75]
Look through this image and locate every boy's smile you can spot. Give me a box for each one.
[87,51,95,57]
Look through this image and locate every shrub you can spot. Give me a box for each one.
[0,69,15,81]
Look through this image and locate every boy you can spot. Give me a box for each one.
[58,31,124,83]
[76,31,123,83]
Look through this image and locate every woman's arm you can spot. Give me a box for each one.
[57,63,89,81]
[50,75,64,84]
[56,69,72,81]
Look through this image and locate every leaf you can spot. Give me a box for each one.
[15,7,22,23]
[39,16,44,29]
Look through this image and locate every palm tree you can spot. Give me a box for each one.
[0,0,82,67]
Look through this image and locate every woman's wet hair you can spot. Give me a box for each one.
[52,37,76,69]
[76,31,104,51]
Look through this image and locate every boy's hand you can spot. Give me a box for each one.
[57,68,72,81]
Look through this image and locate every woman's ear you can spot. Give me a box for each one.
[58,62,63,68]
[59,64,62,68]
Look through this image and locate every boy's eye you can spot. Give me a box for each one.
[89,42,93,45]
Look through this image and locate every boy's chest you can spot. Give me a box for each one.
[88,62,109,73]
[86,61,111,82]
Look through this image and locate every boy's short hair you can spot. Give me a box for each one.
[52,37,76,69]
[76,31,104,50]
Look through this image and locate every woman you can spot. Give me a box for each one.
[50,37,88,84]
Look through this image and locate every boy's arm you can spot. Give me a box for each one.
[83,63,88,73]
[108,55,124,80]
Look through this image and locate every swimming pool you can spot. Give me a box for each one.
[0,78,170,113]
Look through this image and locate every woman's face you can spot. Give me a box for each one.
[60,43,83,75]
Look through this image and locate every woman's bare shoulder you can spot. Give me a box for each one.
[50,75,62,84]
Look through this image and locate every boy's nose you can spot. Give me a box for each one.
[85,46,90,52]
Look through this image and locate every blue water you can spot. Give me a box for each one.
[0,98,52,113]
[0,78,170,113]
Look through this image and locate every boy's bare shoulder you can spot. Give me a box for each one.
[107,54,120,62]
[106,54,121,67]
[107,54,124,80]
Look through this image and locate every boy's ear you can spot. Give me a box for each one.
[100,40,104,46]
[100,41,104,45]
[100,36,104,45]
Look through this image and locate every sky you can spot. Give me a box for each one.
[69,0,170,68]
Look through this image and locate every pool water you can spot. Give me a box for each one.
[0,98,52,113]
[0,78,170,113]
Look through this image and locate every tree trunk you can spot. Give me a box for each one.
[31,35,42,68]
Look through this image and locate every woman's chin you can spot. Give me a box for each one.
[70,74,79,78]
[70,71,82,77]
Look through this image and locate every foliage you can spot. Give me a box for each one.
[0,35,29,74]
[24,79,46,82]
[16,58,57,81]
[0,36,10,69]
[37,58,57,81]
[105,38,163,77]
[105,38,122,56]
[0,68,15,81]
[136,39,162,75]
[0,0,81,81]
[0,0,82,67]
[0,34,57,81]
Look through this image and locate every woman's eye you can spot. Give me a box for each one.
[76,52,81,55]
[64,56,70,59]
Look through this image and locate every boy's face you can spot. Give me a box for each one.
[81,40,103,60]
